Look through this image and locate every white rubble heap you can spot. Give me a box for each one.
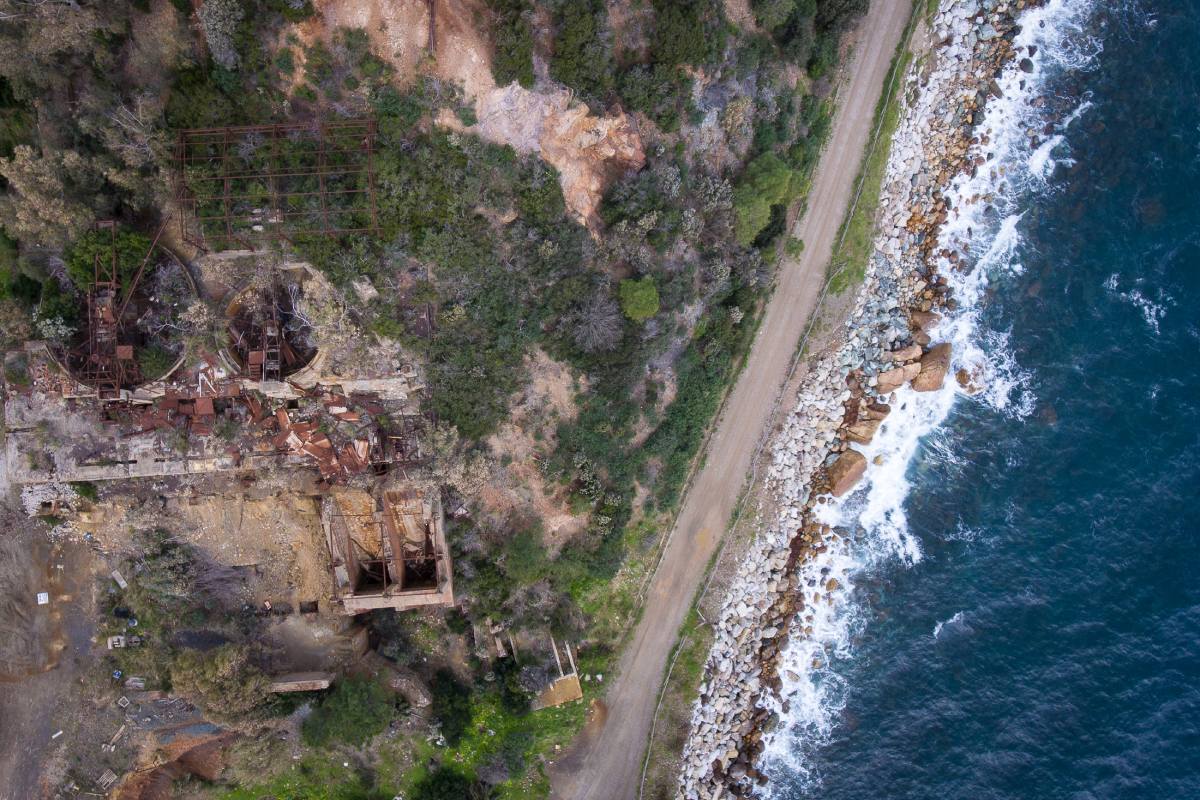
[677,0,1036,796]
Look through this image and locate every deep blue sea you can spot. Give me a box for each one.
[768,1,1200,797]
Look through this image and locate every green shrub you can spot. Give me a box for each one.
[732,153,797,245]
[642,306,751,507]
[754,0,799,30]
[618,276,660,323]
[64,228,151,290]
[35,280,79,338]
[649,0,725,69]
[0,78,33,159]
[301,676,397,748]
[548,0,614,102]
[0,235,40,307]
[294,83,318,103]
[503,528,549,584]
[515,165,566,228]
[489,0,535,89]
[303,41,335,87]
[4,363,27,386]
[216,755,383,800]
[165,65,243,129]
[70,481,99,502]
[618,63,688,132]
[360,54,389,79]
[275,48,295,76]
[371,84,427,132]
[454,104,477,126]
[265,0,316,22]
[171,645,271,722]
[431,670,472,746]
[410,767,479,800]
[138,345,178,381]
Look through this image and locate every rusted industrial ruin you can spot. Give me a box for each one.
[55,118,380,404]
[5,115,454,609]
[174,119,378,251]
[321,488,454,614]
[224,276,317,383]
[60,221,192,400]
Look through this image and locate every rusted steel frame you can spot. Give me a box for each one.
[178,119,372,137]
[366,118,378,232]
[175,118,378,246]
[316,119,332,235]
[182,163,370,183]
[114,216,174,322]
[188,186,371,204]
[194,208,370,223]
[202,227,378,243]
[221,127,235,245]
[268,124,284,230]
[177,146,370,164]
[428,0,436,55]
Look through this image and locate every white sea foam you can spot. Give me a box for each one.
[933,610,967,639]
[760,0,1100,792]
[1105,273,1172,334]
[945,521,984,544]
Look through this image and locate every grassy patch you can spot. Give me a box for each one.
[827,9,921,294]
[637,482,760,797]
[640,603,714,800]
[301,676,399,748]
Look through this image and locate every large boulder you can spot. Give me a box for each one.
[863,401,891,421]
[876,362,920,394]
[845,417,882,445]
[890,344,923,362]
[912,343,952,392]
[827,450,867,497]
[910,310,941,332]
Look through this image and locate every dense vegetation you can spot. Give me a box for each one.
[0,0,867,796]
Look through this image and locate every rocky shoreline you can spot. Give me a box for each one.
[677,1,1045,796]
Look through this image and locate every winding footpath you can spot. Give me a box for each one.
[550,1,913,798]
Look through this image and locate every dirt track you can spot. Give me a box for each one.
[549,2,913,797]
[0,533,97,800]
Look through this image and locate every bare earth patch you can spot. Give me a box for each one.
[303,0,645,228]
[310,0,431,87]
[483,349,588,552]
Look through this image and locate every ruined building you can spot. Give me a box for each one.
[321,487,454,614]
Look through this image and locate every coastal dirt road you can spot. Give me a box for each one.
[549,1,913,798]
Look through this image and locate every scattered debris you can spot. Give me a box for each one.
[268,671,335,693]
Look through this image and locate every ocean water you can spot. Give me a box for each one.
[764,1,1200,797]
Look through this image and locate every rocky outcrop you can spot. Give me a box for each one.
[876,362,920,393]
[891,343,923,362]
[912,342,952,392]
[910,310,941,331]
[440,84,645,230]
[827,450,867,496]
[845,417,882,445]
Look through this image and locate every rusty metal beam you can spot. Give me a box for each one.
[174,118,379,250]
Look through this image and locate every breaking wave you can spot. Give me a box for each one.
[933,611,968,640]
[761,0,1101,792]
[1104,272,1173,334]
